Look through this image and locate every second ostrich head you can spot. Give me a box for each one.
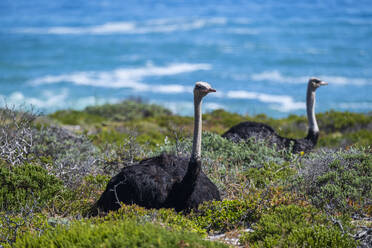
[192,81,216,159]
[308,77,328,91]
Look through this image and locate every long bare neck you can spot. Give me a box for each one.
[164,93,203,211]
[306,84,319,135]
[191,95,202,159]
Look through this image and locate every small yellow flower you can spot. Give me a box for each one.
[300,151,304,156]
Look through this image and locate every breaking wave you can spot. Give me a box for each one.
[30,63,211,93]
[0,89,119,111]
[226,90,305,112]
[16,18,227,35]
[251,70,372,86]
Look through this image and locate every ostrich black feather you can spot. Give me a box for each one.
[91,153,220,215]
[222,121,318,153]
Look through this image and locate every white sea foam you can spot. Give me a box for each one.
[205,102,226,111]
[1,89,69,109]
[30,63,211,93]
[337,102,372,109]
[251,71,309,84]
[158,101,225,115]
[0,89,119,110]
[226,90,305,112]
[151,84,193,94]
[163,101,193,114]
[16,18,227,35]
[251,70,372,86]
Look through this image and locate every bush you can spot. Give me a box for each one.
[293,147,372,215]
[240,205,356,248]
[317,110,372,133]
[32,126,103,187]
[14,218,227,248]
[190,199,259,233]
[244,161,296,189]
[50,100,172,125]
[0,107,36,166]
[0,106,104,188]
[0,162,63,211]
[0,211,49,248]
[201,132,290,168]
[84,99,172,122]
[49,110,106,125]
[98,204,206,236]
[51,175,110,217]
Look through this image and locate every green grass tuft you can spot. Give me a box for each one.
[240,204,356,248]
[14,218,227,248]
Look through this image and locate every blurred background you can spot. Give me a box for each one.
[0,0,371,117]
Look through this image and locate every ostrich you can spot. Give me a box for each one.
[91,82,220,215]
[222,78,328,153]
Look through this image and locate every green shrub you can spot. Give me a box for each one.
[244,161,296,189]
[293,147,372,215]
[201,132,290,166]
[84,99,172,122]
[0,212,50,248]
[50,100,172,125]
[190,199,259,233]
[51,175,110,216]
[0,162,63,211]
[240,205,356,248]
[31,126,104,188]
[98,204,206,236]
[15,218,227,248]
[49,110,106,125]
[317,110,371,133]
[319,129,372,147]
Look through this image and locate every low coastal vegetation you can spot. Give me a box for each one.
[1,100,371,247]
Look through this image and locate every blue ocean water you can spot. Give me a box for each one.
[0,0,371,117]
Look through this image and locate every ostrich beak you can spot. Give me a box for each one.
[319,81,328,86]
[208,88,216,93]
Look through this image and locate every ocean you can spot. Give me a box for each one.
[1,0,371,118]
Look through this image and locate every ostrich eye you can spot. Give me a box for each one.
[310,79,319,85]
[196,85,207,90]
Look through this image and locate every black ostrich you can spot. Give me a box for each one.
[91,82,220,215]
[222,78,328,153]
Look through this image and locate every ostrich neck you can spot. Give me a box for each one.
[306,85,319,134]
[164,94,203,211]
[191,95,202,159]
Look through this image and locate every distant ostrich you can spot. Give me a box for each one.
[92,82,220,215]
[222,78,328,153]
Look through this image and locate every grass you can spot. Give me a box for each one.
[14,218,227,248]
[239,205,356,247]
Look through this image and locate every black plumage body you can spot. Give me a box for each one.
[92,153,220,214]
[222,121,318,153]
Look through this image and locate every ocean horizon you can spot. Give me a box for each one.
[1,0,371,118]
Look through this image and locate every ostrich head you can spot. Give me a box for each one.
[194,81,216,99]
[308,78,328,91]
